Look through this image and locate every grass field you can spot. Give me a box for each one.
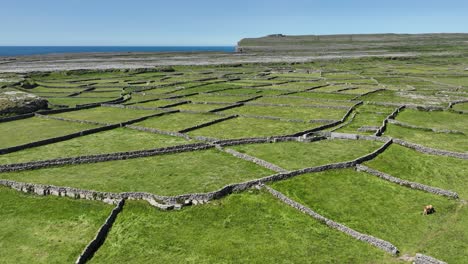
[231,139,381,170]
[1,52,467,263]
[90,191,394,263]
[0,149,272,195]
[0,128,191,164]
[0,187,112,263]
[270,169,466,263]
[0,117,98,149]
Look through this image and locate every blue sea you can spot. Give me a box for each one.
[0,46,236,56]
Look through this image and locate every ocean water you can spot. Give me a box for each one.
[0,46,236,56]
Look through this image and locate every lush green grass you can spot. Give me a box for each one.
[0,117,98,149]
[271,169,466,262]
[0,128,191,164]
[292,91,357,100]
[254,96,355,107]
[0,149,272,195]
[385,124,467,152]
[131,99,184,108]
[453,102,468,111]
[0,186,112,263]
[185,94,255,103]
[336,104,395,134]
[173,102,228,112]
[222,104,347,121]
[46,97,115,107]
[90,190,394,263]
[396,109,468,133]
[231,139,381,170]
[188,117,320,139]
[134,112,221,132]
[366,144,468,198]
[52,107,161,123]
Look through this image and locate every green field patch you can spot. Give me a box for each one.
[267,81,326,91]
[0,128,190,164]
[46,97,113,107]
[254,96,355,107]
[313,84,355,93]
[366,144,468,198]
[323,73,362,80]
[222,104,346,121]
[396,109,468,134]
[339,87,379,95]
[174,102,228,112]
[52,107,161,123]
[453,102,468,111]
[385,124,467,153]
[0,117,98,149]
[335,104,395,134]
[271,169,465,262]
[231,139,381,170]
[292,91,357,100]
[361,90,446,106]
[134,112,221,131]
[188,117,319,139]
[186,94,254,103]
[0,149,272,195]
[0,187,113,263]
[90,191,391,263]
[74,91,122,98]
[31,86,85,93]
[131,99,184,108]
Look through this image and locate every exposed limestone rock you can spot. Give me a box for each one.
[0,91,48,115]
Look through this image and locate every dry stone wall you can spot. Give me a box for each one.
[356,165,459,198]
[75,199,125,264]
[0,143,213,172]
[263,185,399,255]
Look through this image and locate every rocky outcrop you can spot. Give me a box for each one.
[0,91,48,115]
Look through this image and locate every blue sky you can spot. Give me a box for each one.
[1,0,467,46]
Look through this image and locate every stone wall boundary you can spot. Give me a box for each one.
[263,185,399,255]
[0,143,213,172]
[367,101,444,111]
[387,119,464,135]
[209,103,244,112]
[0,113,34,123]
[392,138,468,159]
[75,199,125,264]
[34,113,111,126]
[220,147,288,173]
[0,124,120,155]
[178,115,238,133]
[356,165,459,198]
[375,105,405,136]
[245,102,350,110]
[125,124,191,139]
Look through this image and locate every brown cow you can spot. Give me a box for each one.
[423,205,435,215]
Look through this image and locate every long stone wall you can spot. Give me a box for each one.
[388,119,465,135]
[125,124,191,139]
[0,143,213,172]
[392,138,468,159]
[75,199,125,264]
[220,147,288,173]
[34,113,111,126]
[375,105,405,136]
[178,115,238,133]
[0,124,120,155]
[263,185,399,255]
[356,165,459,198]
